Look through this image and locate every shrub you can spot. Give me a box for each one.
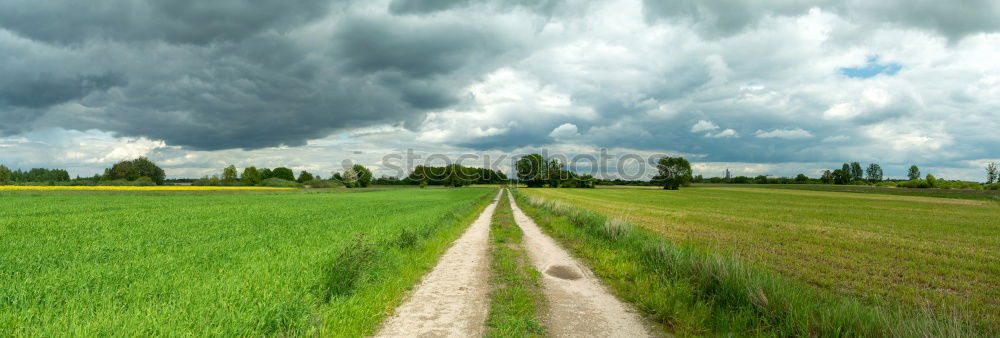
[260,178,303,188]
[133,176,156,186]
[96,179,134,186]
[305,179,333,188]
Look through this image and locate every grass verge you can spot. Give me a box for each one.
[512,189,989,336]
[485,190,547,337]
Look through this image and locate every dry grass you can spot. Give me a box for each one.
[522,186,1000,331]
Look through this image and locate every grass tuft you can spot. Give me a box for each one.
[322,233,378,300]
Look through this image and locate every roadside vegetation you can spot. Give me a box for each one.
[485,190,546,337]
[0,188,495,336]
[517,187,999,335]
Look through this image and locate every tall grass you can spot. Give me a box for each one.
[514,191,987,336]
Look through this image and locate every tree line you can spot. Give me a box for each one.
[0,157,165,186]
[405,164,508,187]
[515,153,596,188]
[695,162,999,190]
[1,157,997,191]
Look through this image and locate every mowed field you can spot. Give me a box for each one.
[521,187,1000,330]
[0,188,494,336]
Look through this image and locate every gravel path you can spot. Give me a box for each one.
[507,191,652,338]
[375,191,501,338]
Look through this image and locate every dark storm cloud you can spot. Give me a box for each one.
[331,16,514,79]
[0,0,330,45]
[388,0,565,16]
[642,0,1000,40]
[0,72,123,109]
[0,1,532,150]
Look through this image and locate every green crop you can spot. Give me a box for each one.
[0,188,494,336]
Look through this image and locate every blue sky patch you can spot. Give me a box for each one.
[840,56,902,79]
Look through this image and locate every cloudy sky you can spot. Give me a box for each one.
[1,0,998,180]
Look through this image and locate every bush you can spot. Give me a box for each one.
[898,179,930,189]
[96,179,135,186]
[133,176,156,186]
[305,179,334,188]
[260,177,303,188]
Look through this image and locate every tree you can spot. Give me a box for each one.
[832,169,852,185]
[516,154,546,187]
[850,162,863,181]
[342,169,359,188]
[260,168,273,180]
[271,167,295,181]
[297,171,314,183]
[0,165,10,185]
[865,163,883,183]
[655,156,692,190]
[907,165,920,180]
[352,164,372,187]
[546,159,566,188]
[840,163,852,182]
[222,165,238,184]
[820,170,833,184]
[104,157,165,185]
[987,162,998,184]
[241,166,261,186]
[926,174,937,188]
[755,175,768,184]
[795,173,808,183]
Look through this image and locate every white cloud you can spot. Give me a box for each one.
[691,120,720,133]
[708,128,739,138]
[549,123,580,140]
[755,128,814,139]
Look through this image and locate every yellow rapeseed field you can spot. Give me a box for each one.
[0,186,295,191]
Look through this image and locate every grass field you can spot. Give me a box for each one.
[519,186,999,334]
[0,188,494,336]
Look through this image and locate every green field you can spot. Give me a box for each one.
[520,187,1000,332]
[0,188,494,336]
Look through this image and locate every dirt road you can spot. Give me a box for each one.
[507,191,652,338]
[377,189,650,337]
[375,191,501,337]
